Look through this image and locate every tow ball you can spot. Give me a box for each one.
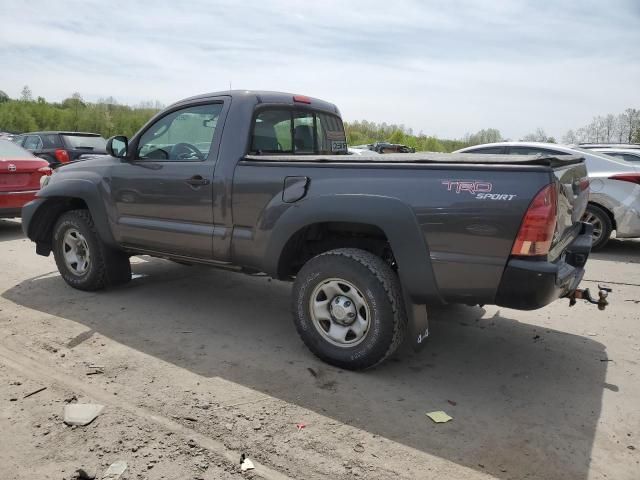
[568,285,612,311]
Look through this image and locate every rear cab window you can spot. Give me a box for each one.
[250,108,347,155]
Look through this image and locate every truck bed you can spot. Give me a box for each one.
[245,152,584,168]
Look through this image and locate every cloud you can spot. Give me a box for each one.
[0,0,639,139]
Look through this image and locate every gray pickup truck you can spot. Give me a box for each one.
[22,90,597,369]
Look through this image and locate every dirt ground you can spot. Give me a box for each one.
[0,218,638,480]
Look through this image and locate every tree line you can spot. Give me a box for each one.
[563,109,640,144]
[0,86,162,138]
[344,121,502,152]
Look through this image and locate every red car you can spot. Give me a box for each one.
[0,139,51,218]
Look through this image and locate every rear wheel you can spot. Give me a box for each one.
[53,209,131,291]
[292,248,406,370]
[581,204,612,250]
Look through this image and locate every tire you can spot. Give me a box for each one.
[292,248,406,370]
[581,204,612,250]
[52,209,131,291]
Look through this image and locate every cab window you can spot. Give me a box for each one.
[250,109,347,155]
[137,103,223,161]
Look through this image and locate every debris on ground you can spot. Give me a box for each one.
[240,454,255,472]
[426,411,453,423]
[23,386,47,398]
[296,422,306,431]
[447,399,457,406]
[63,403,105,426]
[101,460,127,480]
[73,467,97,479]
[353,443,365,453]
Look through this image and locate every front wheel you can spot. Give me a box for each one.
[53,209,131,291]
[292,248,406,370]
[581,204,612,250]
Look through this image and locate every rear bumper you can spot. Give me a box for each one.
[495,222,593,310]
[0,190,39,218]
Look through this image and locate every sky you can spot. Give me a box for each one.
[1,0,639,140]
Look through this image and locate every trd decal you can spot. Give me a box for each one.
[441,180,516,201]
[441,180,492,194]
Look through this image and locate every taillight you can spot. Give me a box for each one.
[511,183,558,257]
[293,95,311,104]
[55,149,70,163]
[609,173,640,185]
[37,166,52,176]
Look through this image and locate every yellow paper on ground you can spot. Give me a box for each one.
[426,411,452,423]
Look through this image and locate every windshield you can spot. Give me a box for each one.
[62,134,107,150]
[0,139,36,159]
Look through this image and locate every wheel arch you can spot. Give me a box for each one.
[24,181,117,256]
[587,200,616,230]
[263,195,443,305]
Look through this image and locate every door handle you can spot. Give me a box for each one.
[185,175,210,186]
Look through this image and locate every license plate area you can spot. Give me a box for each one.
[0,173,30,188]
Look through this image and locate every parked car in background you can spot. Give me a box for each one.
[348,147,380,155]
[579,143,640,150]
[350,142,416,153]
[455,142,640,249]
[0,132,18,142]
[0,139,51,218]
[592,148,640,163]
[13,131,107,166]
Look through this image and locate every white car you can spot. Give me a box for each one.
[454,142,640,249]
[592,147,640,163]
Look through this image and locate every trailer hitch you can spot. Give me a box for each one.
[568,285,612,311]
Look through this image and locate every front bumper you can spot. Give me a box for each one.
[495,222,593,310]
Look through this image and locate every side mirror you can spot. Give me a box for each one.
[106,135,129,159]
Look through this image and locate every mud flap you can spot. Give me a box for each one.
[404,291,429,351]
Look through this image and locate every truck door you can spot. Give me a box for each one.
[111,101,228,258]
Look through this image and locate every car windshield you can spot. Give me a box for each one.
[0,139,36,159]
[62,134,107,150]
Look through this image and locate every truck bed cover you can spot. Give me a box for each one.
[245,152,584,168]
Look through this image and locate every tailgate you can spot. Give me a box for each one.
[551,161,589,258]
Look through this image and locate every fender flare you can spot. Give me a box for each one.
[263,194,443,305]
[26,178,117,249]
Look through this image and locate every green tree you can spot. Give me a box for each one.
[0,90,9,104]
[20,85,33,102]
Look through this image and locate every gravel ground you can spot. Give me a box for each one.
[0,218,638,479]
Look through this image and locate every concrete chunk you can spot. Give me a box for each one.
[101,460,127,479]
[63,403,105,426]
